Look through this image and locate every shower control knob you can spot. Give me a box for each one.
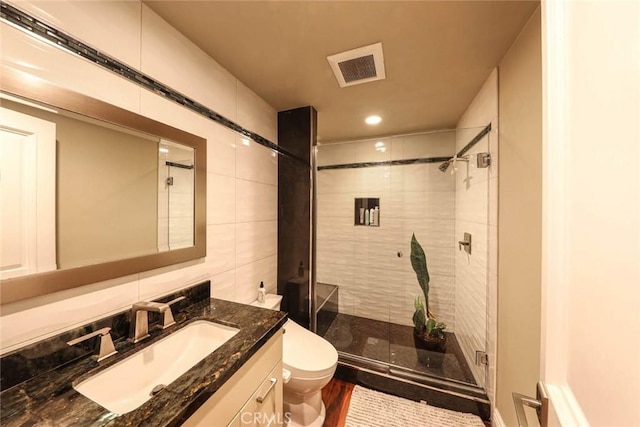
[397,251,403,258]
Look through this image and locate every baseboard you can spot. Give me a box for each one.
[545,383,589,426]
[492,408,506,427]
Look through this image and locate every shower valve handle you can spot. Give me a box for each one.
[458,232,472,254]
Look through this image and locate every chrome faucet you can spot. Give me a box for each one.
[67,327,117,362]
[129,296,186,343]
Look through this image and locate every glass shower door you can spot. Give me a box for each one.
[158,140,195,252]
[315,136,394,370]
[315,125,492,393]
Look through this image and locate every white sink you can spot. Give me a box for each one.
[74,320,239,414]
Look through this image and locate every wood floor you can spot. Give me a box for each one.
[321,378,355,427]
[320,378,492,427]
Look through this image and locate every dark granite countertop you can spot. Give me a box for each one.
[0,297,287,426]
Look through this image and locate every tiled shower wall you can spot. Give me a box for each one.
[0,1,278,354]
[158,150,196,252]
[455,70,499,395]
[317,131,458,331]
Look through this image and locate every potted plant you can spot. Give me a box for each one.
[410,233,447,366]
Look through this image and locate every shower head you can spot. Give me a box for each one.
[438,155,469,173]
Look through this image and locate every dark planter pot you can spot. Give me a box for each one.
[413,330,447,368]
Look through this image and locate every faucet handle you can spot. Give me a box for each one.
[160,296,187,329]
[67,327,117,362]
[167,296,186,307]
[132,300,168,312]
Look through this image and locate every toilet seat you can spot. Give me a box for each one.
[282,320,338,379]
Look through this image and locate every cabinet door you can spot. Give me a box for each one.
[239,363,283,427]
[228,413,241,427]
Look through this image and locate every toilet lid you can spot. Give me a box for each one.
[282,320,338,378]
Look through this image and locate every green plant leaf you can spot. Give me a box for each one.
[413,309,425,333]
[410,233,430,311]
[413,296,426,333]
[426,317,436,333]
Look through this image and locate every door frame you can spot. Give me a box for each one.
[0,105,57,279]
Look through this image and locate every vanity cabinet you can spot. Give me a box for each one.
[184,330,284,427]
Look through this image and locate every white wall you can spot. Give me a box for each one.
[317,132,456,330]
[0,1,278,354]
[454,69,499,394]
[541,1,639,425]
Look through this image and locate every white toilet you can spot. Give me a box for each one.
[251,294,338,427]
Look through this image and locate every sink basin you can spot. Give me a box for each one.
[74,320,239,414]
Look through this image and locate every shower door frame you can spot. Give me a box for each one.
[310,125,494,401]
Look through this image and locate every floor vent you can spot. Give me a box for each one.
[327,42,386,88]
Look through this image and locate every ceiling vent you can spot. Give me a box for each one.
[327,42,386,88]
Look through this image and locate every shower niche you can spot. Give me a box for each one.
[354,198,380,226]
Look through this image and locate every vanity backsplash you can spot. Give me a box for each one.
[0,281,210,391]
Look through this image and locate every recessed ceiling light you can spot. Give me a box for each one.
[365,115,382,125]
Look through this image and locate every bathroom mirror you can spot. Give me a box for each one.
[0,68,206,305]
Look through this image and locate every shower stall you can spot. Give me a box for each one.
[158,140,195,252]
[311,125,495,410]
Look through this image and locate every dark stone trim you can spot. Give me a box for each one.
[318,156,450,171]
[333,364,491,422]
[0,1,308,166]
[317,124,491,171]
[456,123,492,158]
[165,161,194,170]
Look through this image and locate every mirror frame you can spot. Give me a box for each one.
[0,68,207,305]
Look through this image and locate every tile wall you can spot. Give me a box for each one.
[0,1,278,354]
[455,69,499,398]
[316,131,457,331]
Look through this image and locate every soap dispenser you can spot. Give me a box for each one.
[258,281,265,303]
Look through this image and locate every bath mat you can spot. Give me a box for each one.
[345,385,485,427]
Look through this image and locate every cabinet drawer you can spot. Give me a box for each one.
[238,362,283,427]
[184,330,283,427]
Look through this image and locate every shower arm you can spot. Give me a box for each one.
[438,155,469,173]
[452,155,469,162]
[437,123,493,173]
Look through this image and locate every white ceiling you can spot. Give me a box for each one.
[144,1,539,143]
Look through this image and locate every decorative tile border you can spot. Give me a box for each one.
[318,156,450,171]
[0,1,307,165]
[457,124,492,158]
[166,161,194,170]
[317,124,491,170]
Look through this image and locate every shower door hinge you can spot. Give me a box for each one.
[475,351,489,366]
[166,177,174,186]
[477,152,491,168]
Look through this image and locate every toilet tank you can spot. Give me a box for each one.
[250,294,282,311]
